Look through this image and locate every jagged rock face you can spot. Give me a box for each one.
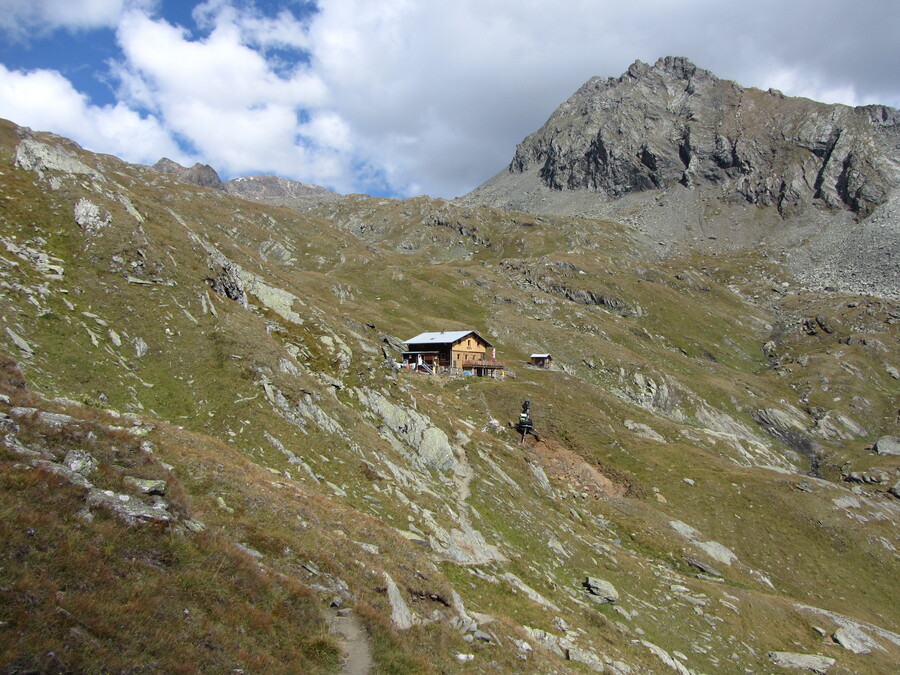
[152,157,223,189]
[511,56,900,218]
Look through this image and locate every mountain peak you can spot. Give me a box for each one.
[459,58,900,297]
[152,157,223,190]
[626,56,702,81]
[505,56,897,216]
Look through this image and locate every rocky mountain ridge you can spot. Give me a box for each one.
[511,57,899,216]
[152,156,340,212]
[460,57,900,299]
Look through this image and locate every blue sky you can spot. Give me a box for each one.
[1,0,898,199]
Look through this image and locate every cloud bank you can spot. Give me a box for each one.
[1,0,898,198]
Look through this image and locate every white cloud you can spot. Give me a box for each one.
[111,9,348,186]
[764,68,868,109]
[301,112,353,153]
[116,12,316,109]
[0,63,182,163]
[0,0,149,38]
[192,0,312,50]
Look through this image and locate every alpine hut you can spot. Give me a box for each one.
[402,330,503,376]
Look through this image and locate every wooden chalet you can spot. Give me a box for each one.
[402,330,504,377]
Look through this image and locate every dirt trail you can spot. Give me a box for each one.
[327,608,372,675]
[452,447,474,523]
[529,437,627,498]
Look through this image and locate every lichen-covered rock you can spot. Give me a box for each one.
[30,459,93,489]
[318,333,352,371]
[207,266,245,302]
[63,449,98,476]
[696,540,738,566]
[642,641,693,675]
[752,407,808,432]
[815,411,866,440]
[583,576,619,603]
[261,379,343,436]
[74,199,110,235]
[767,651,835,673]
[354,387,456,471]
[15,138,104,181]
[124,476,167,495]
[86,489,171,525]
[523,626,566,657]
[873,435,900,456]
[833,626,872,654]
[501,572,559,611]
[623,419,666,443]
[670,519,738,565]
[384,573,415,629]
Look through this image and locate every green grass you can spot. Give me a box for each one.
[2,119,899,674]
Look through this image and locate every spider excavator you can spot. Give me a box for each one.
[516,400,541,444]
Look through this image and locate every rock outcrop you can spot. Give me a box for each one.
[767,651,835,673]
[461,56,900,298]
[874,435,900,456]
[152,157,223,189]
[508,57,898,217]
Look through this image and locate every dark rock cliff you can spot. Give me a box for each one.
[509,56,899,218]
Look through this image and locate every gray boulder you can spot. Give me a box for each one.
[767,651,835,673]
[15,137,104,180]
[63,449,98,475]
[833,626,872,654]
[384,573,415,629]
[873,436,900,456]
[684,555,721,577]
[354,387,456,471]
[124,476,167,496]
[583,576,619,604]
[86,489,171,526]
[73,198,110,235]
[30,459,93,489]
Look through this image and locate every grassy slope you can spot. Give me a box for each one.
[1,120,898,673]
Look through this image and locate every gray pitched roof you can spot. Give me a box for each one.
[404,330,492,347]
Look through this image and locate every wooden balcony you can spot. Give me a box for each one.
[461,359,505,370]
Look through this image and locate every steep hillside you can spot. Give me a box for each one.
[1,119,898,674]
[460,57,900,300]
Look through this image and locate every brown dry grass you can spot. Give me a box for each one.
[0,393,342,674]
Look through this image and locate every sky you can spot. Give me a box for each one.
[1,1,898,199]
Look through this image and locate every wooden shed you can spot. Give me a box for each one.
[530,353,553,368]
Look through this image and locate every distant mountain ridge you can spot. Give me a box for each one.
[151,157,339,211]
[460,57,900,298]
[152,157,224,189]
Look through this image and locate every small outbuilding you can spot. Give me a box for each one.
[530,353,553,368]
